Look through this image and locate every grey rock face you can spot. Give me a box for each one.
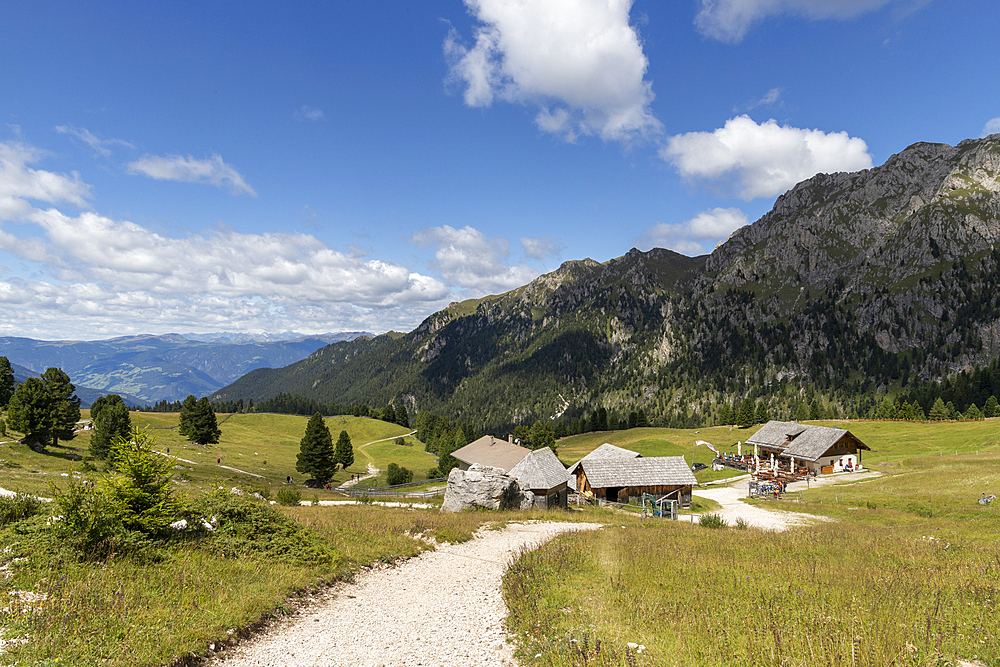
[440,464,534,513]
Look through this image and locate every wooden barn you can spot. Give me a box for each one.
[574,456,696,508]
[566,443,642,492]
[452,435,531,472]
[509,447,570,509]
[746,421,871,474]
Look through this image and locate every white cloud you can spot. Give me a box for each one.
[521,235,565,260]
[444,0,661,143]
[750,87,781,109]
[126,154,257,197]
[411,225,540,295]
[0,139,459,339]
[637,207,749,255]
[55,125,134,157]
[660,115,873,200]
[982,117,1000,137]
[0,140,92,219]
[695,0,894,42]
[294,106,325,122]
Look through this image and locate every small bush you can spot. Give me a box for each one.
[427,467,441,479]
[386,463,413,486]
[276,486,301,506]
[394,436,406,446]
[698,513,727,529]
[732,516,749,530]
[0,492,46,527]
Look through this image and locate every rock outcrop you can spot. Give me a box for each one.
[440,464,534,513]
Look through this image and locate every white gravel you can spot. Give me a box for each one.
[212,521,602,667]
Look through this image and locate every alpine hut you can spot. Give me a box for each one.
[573,456,696,508]
[746,421,870,475]
[566,443,642,492]
[509,447,570,509]
[451,435,531,472]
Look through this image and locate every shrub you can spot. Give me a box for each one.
[385,463,413,486]
[732,516,749,530]
[0,492,46,527]
[276,486,302,506]
[698,513,726,529]
[394,436,406,446]
[427,467,441,479]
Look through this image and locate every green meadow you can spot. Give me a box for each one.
[0,411,437,498]
[2,416,999,666]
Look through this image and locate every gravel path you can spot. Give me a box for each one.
[212,521,602,667]
[692,471,879,531]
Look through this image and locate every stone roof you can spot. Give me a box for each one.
[567,443,642,491]
[578,456,696,488]
[452,435,531,472]
[746,421,870,462]
[509,447,568,491]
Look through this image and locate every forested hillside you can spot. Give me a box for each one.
[214,134,1000,432]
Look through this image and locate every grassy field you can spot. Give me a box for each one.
[504,419,1000,667]
[0,412,437,497]
[4,416,1000,666]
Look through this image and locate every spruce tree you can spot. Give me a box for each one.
[296,413,336,483]
[985,395,999,418]
[754,401,769,425]
[737,398,754,428]
[185,398,221,445]
[42,368,81,445]
[177,395,197,437]
[929,397,949,421]
[334,429,354,471]
[90,394,132,460]
[0,356,15,408]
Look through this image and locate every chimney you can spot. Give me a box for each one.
[508,434,513,444]
[490,436,494,446]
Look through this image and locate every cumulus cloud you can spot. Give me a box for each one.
[0,140,92,218]
[982,117,1000,137]
[444,0,661,143]
[55,125,134,157]
[411,225,541,294]
[294,106,325,122]
[126,154,257,197]
[521,235,565,260]
[660,115,873,200]
[695,0,894,42]
[637,207,749,255]
[0,139,456,338]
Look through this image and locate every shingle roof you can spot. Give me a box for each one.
[746,421,870,462]
[579,456,696,488]
[566,443,642,490]
[452,436,531,472]
[509,447,568,490]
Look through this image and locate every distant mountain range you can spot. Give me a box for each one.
[1,332,371,406]
[212,134,1000,429]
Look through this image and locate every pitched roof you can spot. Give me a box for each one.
[452,435,531,472]
[509,447,568,490]
[578,456,696,488]
[567,443,642,491]
[746,421,870,462]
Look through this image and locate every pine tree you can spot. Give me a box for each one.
[795,402,810,421]
[296,413,337,483]
[929,397,949,421]
[0,356,15,408]
[334,429,354,472]
[178,395,198,436]
[754,400,769,425]
[737,398,754,428]
[985,395,999,418]
[185,398,221,445]
[6,378,54,451]
[90,394,133,460]
[382,404,396,424]
[42,368,81,445]
[527,420,556,451]
[966,403,982,420]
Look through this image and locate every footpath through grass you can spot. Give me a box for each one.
[0,497,582,666]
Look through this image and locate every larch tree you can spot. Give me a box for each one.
[296,413,336,483]
[90,394,133,460]
[0,356,15,408]
[334,429,354,472]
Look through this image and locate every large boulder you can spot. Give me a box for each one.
[440,464,534,513]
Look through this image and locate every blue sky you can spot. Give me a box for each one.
[1,0,998,339]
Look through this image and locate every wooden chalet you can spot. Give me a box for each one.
[574,456,696,508]
[566,443,642,492]
[452,435,531,472]
[509,447,570,509]
[746,421,871,475]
